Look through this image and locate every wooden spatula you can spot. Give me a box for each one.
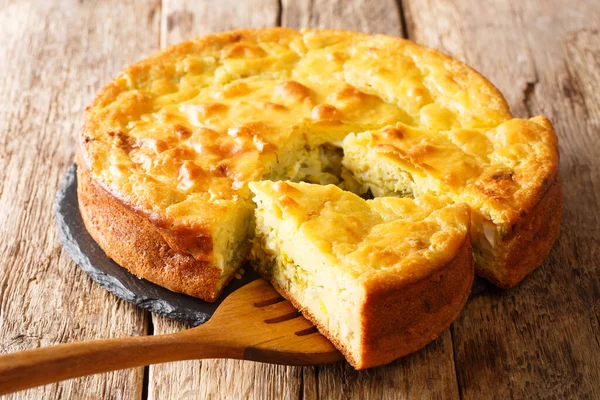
[0,278,343,395]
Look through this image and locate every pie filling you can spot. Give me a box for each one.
[249,185,365,358]
[250,224,361,357]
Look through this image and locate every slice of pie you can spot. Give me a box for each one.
[249,180,473,369]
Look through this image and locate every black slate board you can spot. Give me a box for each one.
[55,164,489,327]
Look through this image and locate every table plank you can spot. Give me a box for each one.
[282,2,461,399]
[282,0,402,36]
[403,0,600,397]
[147,2,305,399]
[159,0,280,46]
[304,335,459,400]
[0,1,161,398]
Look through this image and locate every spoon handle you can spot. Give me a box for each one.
[0,323,241,395]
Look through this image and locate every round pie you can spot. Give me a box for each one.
[77,28,561,367]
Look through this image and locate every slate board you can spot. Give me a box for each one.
[55,164,489,327]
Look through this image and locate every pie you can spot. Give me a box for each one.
[77,28,561,366]
[249,180,473,369]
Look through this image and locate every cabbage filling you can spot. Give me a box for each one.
[249,200,363,357]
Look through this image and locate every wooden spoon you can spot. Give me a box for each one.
[0,278,343,395]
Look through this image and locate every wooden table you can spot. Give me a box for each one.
[1,0,598,398]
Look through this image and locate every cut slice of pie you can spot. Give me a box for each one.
[248,180,473,369]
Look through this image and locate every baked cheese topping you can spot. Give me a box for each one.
[342,117,558,232]
[250,181,469,281]
[80,28,516,228]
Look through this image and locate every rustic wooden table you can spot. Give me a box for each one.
[1,0,599,398]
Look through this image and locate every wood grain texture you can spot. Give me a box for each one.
[306,332,459,400]
[403,0,600,398]
[281,0,402,36]
[0,1,160,398]
[160,0,280,47]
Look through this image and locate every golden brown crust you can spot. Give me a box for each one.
[264,235,473,369]
[77,163,226,302]
[359,235,473,368]
[478,175,563,288]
